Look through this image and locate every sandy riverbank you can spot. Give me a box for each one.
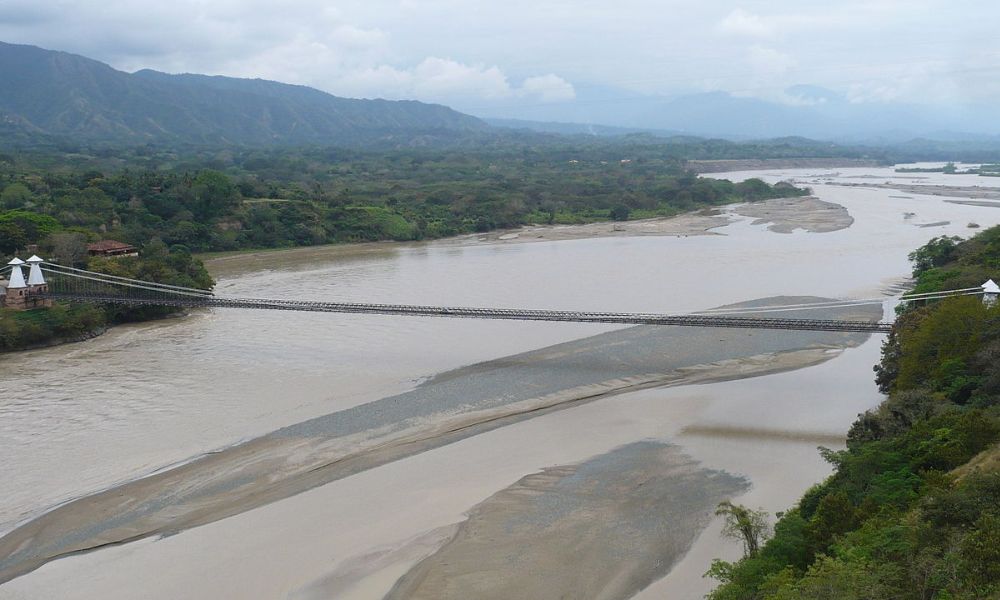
[0,298,880,585]
[830,181,1000,201]
[444,195,852,244]
[686,158,881,173]
[203,195,853,278]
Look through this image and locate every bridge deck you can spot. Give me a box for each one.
[45,292,893,333]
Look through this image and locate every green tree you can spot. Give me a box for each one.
[717,501,771,558]
[190,170,240,221]
[908,236,962,276]
[1,183,32,209]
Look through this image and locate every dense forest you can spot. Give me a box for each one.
[0,144,808,256]
[707,226,1000,600]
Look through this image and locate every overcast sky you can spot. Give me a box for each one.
[3,0,998,116]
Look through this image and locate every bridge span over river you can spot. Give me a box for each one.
[4,258,997,334]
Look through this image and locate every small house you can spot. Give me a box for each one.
[87,240,138,258]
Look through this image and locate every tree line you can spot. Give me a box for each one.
[0,145,807,256]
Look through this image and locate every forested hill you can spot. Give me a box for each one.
[0,42,485,146]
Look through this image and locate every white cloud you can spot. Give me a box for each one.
[335,58,511,100]
[411,58,512,99]
[334,59,576,105]
[717,9,774,38]
[519,74,576,102]
[745,45,796,75]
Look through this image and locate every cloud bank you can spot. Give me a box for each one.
[0,0,997,115]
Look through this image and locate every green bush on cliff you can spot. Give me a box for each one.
[0,303,105,351]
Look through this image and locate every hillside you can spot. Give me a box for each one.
[707,227,1000,600]
[0,42,486,146]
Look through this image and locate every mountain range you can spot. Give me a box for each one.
[2,41,999,149]
[0,41,485,146]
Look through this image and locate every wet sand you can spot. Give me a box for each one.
[460,211,730,244]
[0,299,880,584]
[733,196,854,233]
[3,348,877,600]
[384,442,746,600]
[945,199,1000,208]
[831,181,1000,200]
[457,195,853,244]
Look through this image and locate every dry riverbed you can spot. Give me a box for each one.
[454,195,852,244]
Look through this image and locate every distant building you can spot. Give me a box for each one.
[87,240,138,258]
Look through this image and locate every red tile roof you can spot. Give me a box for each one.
[87,240,137,252]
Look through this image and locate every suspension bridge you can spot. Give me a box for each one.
[4,258,997,334]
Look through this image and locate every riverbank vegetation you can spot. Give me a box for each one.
[0,145,808,253]
[707,226,1000,600]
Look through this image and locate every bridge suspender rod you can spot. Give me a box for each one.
[40,263,214,296]
[40,269,216,298]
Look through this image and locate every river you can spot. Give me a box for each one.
[1,164,998,598]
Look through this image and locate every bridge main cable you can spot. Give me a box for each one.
[49,292,894,333]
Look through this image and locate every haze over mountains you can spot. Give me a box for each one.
[482,83,1000,143]
[1,41,997,148]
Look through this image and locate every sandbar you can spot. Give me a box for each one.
[0,298,881,584]
[384,442,746,600]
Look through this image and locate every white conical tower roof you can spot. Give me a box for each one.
[27,255,45,285]
[7,257,24,266]
[7,262,26,289]
[984,279,1000,294]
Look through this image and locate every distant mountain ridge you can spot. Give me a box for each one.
[479,82,999,143]
[0,41,486,146]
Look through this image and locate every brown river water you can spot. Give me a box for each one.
[1,165,999,599]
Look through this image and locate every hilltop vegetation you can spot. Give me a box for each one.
[707,226,1000,600]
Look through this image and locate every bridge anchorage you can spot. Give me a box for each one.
[3,258,995,334]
